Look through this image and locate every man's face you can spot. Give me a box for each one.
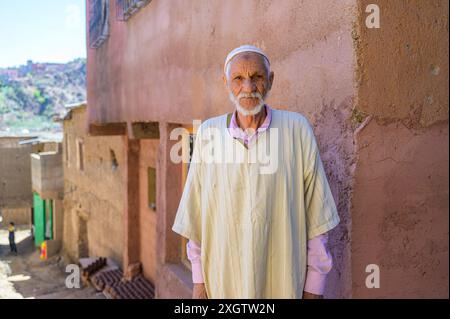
[224,53,274,114]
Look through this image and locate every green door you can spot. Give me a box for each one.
[33,192,46,247]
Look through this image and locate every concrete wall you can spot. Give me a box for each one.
[62,106,125,267]
[0,207,31,228]
[351,0,449,298]
[0,137,33,209]
[31,151,63,199]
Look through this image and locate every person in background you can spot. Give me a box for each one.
[8,222,18,254]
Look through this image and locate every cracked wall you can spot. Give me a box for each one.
[351,0,449,298]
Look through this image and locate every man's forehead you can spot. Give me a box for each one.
[234,52,265,62]
[228,53,267,71]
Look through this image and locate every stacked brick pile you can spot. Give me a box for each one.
[91,268,123,291]
[106,275,155,299]
[81,257,107,284]
[90,266,155,299]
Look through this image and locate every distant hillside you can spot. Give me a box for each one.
[0,58,86,133]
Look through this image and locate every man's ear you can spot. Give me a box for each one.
[222,73,228,87]
[268,71,274,90]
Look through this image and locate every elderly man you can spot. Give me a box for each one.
[172,45,340,299]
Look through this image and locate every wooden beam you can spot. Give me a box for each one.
[89,123,127,136]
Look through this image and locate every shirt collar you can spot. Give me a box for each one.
[228,104,272,140]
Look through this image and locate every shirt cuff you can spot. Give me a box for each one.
[191,262,204,283]
[304,269,327,295]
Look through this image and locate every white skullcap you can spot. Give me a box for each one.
[224,44,270,74]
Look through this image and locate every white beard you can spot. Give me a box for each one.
[228,91,268,116]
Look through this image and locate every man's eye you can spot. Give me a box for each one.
[234,76,242,80]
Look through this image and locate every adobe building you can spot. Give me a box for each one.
[1,134,62,230]
[85,0,448,298]
[0,134,35,228]
[26,135,64,256]
[60,102,126,268]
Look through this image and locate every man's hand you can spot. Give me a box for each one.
[192,283,208,299]
[303,291,323,299]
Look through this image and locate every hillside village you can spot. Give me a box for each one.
[0,59,86,134]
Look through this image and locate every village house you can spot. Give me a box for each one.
[0,134,35,228]
[59,102,126,267]
[26,134,64,255]
[1,132,64,256]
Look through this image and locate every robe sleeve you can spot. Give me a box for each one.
[301,117,340,240]
[171,127,204,245]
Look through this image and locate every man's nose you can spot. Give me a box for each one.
[241,78,256,92]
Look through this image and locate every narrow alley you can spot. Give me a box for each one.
[0,226,103,299]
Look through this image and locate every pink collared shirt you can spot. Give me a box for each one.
[187,105,333,295]
[227,103,272,146]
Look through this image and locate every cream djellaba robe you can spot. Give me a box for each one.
[172,108,340,299]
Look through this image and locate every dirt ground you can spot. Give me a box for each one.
[0,226,104,299]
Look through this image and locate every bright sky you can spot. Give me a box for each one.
[0,0,86,68]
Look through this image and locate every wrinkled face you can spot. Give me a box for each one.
[224,52,274,115]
